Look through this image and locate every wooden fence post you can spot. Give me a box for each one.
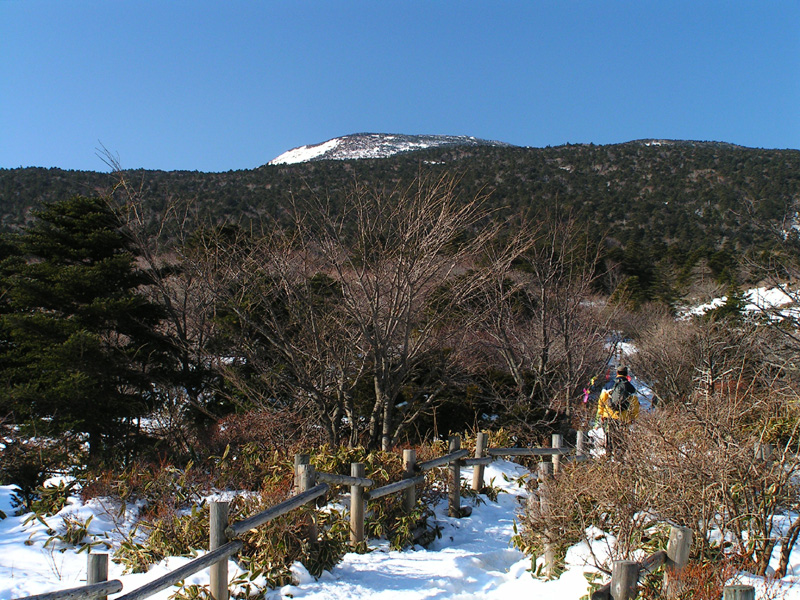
[298,463,316,493]
[448,435,462,517]
[294,454,310,494]
[576,430,586,458]
[298,463,318,540]
[552,433,562,474]
[663,525,692,598]
[87,553,109,600]
[472,432,488,491]
[610,560,640,600]
[403,449,417,513]
[537,461,555,577]
[350,462,365,547]
[209,501,229,600]
[723,585,755,600]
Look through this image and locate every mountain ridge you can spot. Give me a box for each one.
[266,133,769,167]
[267,133,515,165]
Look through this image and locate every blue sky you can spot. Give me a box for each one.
[2,1,798,172]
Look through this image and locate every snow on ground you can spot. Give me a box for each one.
[680,285,797,320]
[0,461,598,600]
[268,460,594,600]
[269,139,341,165]
[5,459,800,599]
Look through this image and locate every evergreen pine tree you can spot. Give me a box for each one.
[0,196,166,461]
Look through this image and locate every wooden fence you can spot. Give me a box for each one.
[581,444,774,600]
[12,433,761,600]
[588,526,692,600]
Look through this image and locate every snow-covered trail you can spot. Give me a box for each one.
[265,460,594,600]
[279,492,526,599]
[0,460,598,600]
[7,459,800,599]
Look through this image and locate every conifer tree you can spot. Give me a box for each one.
[0,196,165,461]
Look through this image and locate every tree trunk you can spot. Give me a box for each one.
[315,399,337,447]
[563,311,573,416]
[343,395,358,448]
[381,394,393,451]
[368,375,385,449]
[754,537,776,576]
[775,515,800,577]
[88,429,102,464]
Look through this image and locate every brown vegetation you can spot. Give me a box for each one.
[517,310,800,592]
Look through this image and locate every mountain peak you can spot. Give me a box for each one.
[268,133,514,165]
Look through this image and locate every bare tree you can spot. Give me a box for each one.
[470,214,610,435]
[301,175,497,450]
[627,316,702,405]
[100,155,226,452]
[198,175,495,450]
[629,313,775,406]
[202,224,367,447]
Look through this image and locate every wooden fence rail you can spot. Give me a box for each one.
[224,483,330,538]
[415,448,471,471]
[11,431,592,600]
[316,472,374,487]
[590,526,693,600]
[21,580,124,600]
[115,542,243,600]
[487,447,569,457]
[365,474,426,500]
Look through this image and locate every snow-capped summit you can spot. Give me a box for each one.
[268,133,514,165]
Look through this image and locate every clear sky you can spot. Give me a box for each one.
[2,1,798,172]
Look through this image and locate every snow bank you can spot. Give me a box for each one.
[5,459,800,599]
[680,285,797,319]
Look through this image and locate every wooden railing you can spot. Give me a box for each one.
[15,431,757,600]
[12,432,578,600]
[582,442,776,599]
[588,526,692,600]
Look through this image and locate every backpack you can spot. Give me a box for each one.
[608,378,632,412]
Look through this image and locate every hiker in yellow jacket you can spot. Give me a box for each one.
[596,365,640,455]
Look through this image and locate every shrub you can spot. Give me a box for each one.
[1,435,74,510]
[515,379,800,584]
[114,504,209,573]
[308,445,441,550]
[513,459,659,578]
[17,480,78,517]
[97,441,457,587]
[44,515,108,553]
[212,410,326,458]
[234,499,348,588]
[210,443,290,492]
[82,460,209,517]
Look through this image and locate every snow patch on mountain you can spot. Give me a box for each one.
[269,138,341,165]
[268,133,513,165]
[680,286,798,319]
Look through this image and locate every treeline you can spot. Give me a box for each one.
[2,141,799,305]
[0,174,621,489]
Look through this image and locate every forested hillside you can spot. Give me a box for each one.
[3,141,798,255]
[1,140,799,332]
